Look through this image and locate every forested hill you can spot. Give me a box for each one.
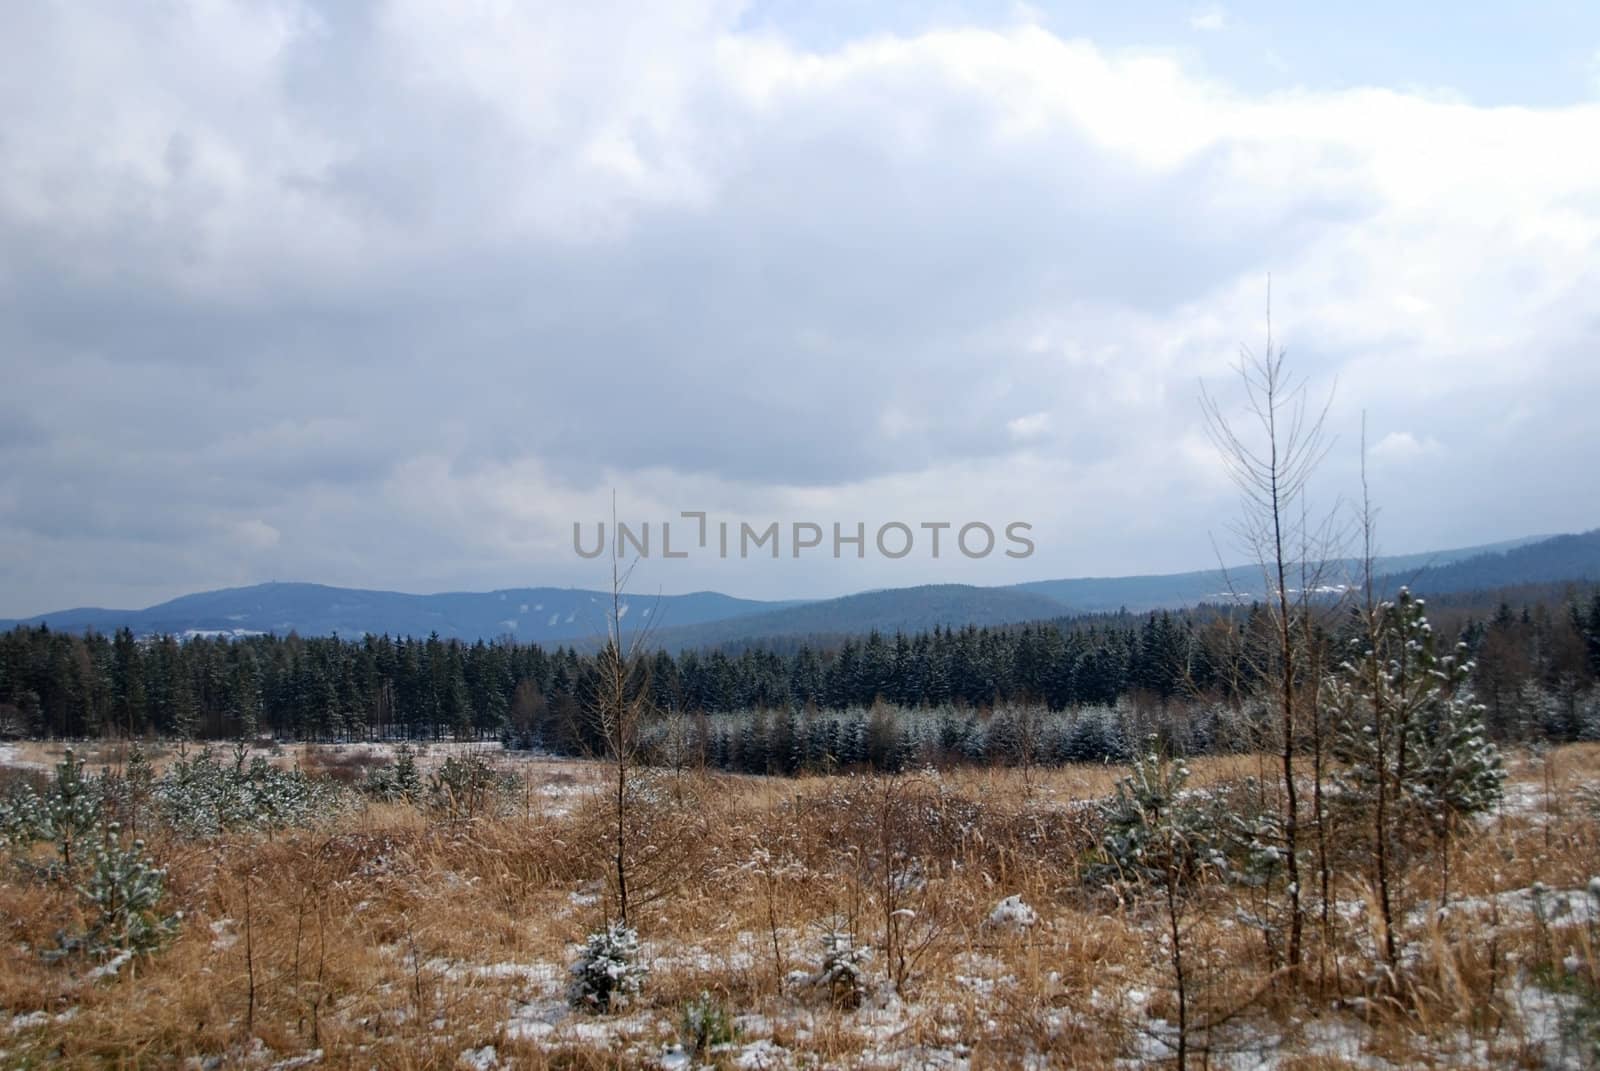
[1008,534,1549,612]
[0,583,793,646]
[627,585,1069,652]
[640,532,1592,650]
[1385,529,1600,594]
[3,531,1595,647]
[2,582,1595,745]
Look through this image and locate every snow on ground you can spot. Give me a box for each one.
[427,958,565,991]
[1498,780,1556,819]
[458,1044,498,1069]
[952,951,1014,997]
[0,743,46,771]
[984,894,1038,933]
[210,918,239,950]
[1122,977,1597,1071]
[1408,880,1600,930]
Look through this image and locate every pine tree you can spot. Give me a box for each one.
[393,743,422,801]
[1090,739,1219,1070]
[1326,588,1504,965]
[73,822,179,960]
[568,923,647,1012]
[48,746,102,872]
[124,743,155,837]
[1329,589,1504,829]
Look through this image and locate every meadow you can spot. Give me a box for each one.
[1,738,1597,1069]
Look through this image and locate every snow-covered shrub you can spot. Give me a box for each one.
[679,990,737,1054]
[427,753,518,819]
[1328,589,1505,835]
[568,923,648,1012]
[984,894,1038,934]
[58,822,179,964]
[156,746,345,837]
[0,781,49,853]
[47,747,105,871]
[1213,785,1284,890]
[98,743,160,837]
[121,743,156,833]
[808,921,871,1008]
[362,743,422,803]
[1090,741,1216,893]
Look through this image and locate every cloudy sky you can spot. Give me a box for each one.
[3,1,1599,616]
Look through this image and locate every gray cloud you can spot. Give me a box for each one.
[1,3,1597,615]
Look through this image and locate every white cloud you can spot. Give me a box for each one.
[1369,432,1444,464]
[1007,412,1052,442]
[228,519,281,551]
[1188,7,1228,32]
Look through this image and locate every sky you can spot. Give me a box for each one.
[2,1,1599,616]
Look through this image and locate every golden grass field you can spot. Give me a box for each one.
[1,743,1597,1069]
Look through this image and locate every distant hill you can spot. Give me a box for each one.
[641,584,1070,650]
[3,531,1594,647]
[0,582,795,645]
[1383,530,1600,595]
[639,533,1588,650]
[1009,534,1550,614]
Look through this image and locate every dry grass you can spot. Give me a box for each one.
[2,745,1598,1069]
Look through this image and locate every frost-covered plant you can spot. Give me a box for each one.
[1579,785,1600,821]
[568,922,648,1012]
[362,743,423,803]
[57,822,179,964]
[1200,778,1285,891]
[1328,589,1505,832]
[1578,695,1600,744]
[1090,740,1216,893]
[984,894,1038,934]
[48,747,104,871]
[428,753,516,819]
[0,781,49,853]
[157,746,345,837]
[101,743,158,836]
[679,990,738,1054]
[393,743,422,800]
[122,743,155,834]
[1326,590,1506,968]
[811,920,871,1008]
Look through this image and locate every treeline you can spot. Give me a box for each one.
[1,589,1597,749]
[637,703,1252,775]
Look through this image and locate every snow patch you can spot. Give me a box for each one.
[210,918,239,950]
[0,744,46,771]
[984,895,1038,933]
[733,1038,791,1069]
[457,1045,498,1069]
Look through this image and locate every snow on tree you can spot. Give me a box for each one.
[1328,588,1505,833]
[1091,739,1219,892]
[808,920,871,1009]
[67,822,180,963]
[0,780,48,854]
[679,991,738,1055]
[156,746,347,837]
[47,746,104,872]
[567,922,648,1013]
[1325,587,1505,968]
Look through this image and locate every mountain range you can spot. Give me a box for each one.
[4,530,1596,650]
